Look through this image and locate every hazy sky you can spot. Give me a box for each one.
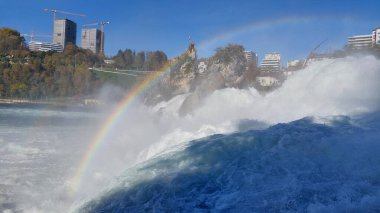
[1,0,380,63]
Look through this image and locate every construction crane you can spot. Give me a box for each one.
[303,39,328,68]
[44,9,86,21]
[82,22,110,55]
[21,33,52,42]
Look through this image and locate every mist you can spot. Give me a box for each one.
[1,55,379,212]
[71,55,380,209]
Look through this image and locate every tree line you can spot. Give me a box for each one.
[111,49,168,71]
[0,27,168,99]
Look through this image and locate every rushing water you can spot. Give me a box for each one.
[76,55,380,212]
[78,113,380,212]
[1,55,380,212]
[0,106,100,212]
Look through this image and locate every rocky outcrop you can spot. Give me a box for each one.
[170,60,197,95]
[178,71,225,116]
[144,44,249,115]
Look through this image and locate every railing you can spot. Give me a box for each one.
[0,98,101,106]
[89,67,165,76]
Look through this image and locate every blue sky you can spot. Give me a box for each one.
[1,0,380,63]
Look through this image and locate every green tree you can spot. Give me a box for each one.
[134,51,145,70]
[114,50,126,68]
[145,51,167,70]
[213,44,245,64]
[0,28,26,54]
[0,27,172,99]
[123,49,134,69]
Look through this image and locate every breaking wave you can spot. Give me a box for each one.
[75,55,380,212]
[78,113,380,212]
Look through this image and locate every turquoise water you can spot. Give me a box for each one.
[77,113,380,212]
[1,56,380,212]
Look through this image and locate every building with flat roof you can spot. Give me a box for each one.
[347,27,380,49]
[53,19,77,48]
[104,59,115,64]
[256,76,280,87]
[244,50,258,67]
[347,34,373,49]
[81,28,101,54]
[260,52,281,72]
[287,59,304,71]
[28,41,63,52]
[374,27,380,46]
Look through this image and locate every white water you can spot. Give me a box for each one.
[139,55,380,160]
[78,113,380,212]
[1,55,380,212]
[0,108,100,212]
[73,55,380,212]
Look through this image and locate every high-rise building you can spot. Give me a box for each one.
[81,28,101,54]
[29,41,63,52]
[347,34,373,49]
[244,50,258,67]
[260,52,281,72]
[53,19,77,48]
[347,27,380,49]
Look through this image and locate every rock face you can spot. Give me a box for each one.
[170,60,197,95]
[144,44,248,115]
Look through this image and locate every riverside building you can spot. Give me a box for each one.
[260,52,281,72]
[347,27,380,49]
[347,34,373,49]
[28,41,63,52]
[256,76,280,87]
[244,50,258,67]
[374,27,380,46]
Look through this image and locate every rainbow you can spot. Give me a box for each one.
[197,15,353,56]
[69,60,177,195]
[69,15,348,195]
[197,16,313,54]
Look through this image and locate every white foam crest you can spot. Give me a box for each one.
[77,111,380,212]
[75,55,380,207]
[132,56,380,160]
[94,55,380,166]
[191,55,380,124]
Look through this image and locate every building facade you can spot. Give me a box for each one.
[256,76,280,87]
[374,28,380,46]
[347,34,373,49]
[53,19,77,48]
[81,28,101,54]
[260,52,281,72]
[244,50,258,67]
[197,61,207,74]
[347,27,380,49]
[287,59,304,71]
[28,41,63,52]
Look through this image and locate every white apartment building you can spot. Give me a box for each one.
[260,52,281,72]
[347,27,380,49]
[374,28,380,45]
[256,76,280,87]
[28,41,63,52]
[347,34,373,49]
